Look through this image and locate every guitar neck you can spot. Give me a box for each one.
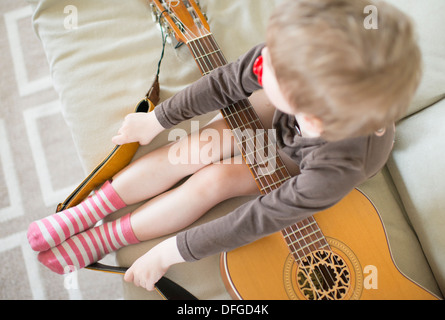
[187,35,292,193]
[188,35,227,75]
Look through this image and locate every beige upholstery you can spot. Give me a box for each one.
[385,0,445,116]
[27,0,444,299]
[387,100,445,295]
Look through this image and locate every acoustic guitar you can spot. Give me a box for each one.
[150,0,439,300]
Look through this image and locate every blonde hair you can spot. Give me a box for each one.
[267,0,422,141]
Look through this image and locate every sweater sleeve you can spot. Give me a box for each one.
[154,44,264,128]
[176,157,365,262]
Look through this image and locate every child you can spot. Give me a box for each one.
[27,0,421,292]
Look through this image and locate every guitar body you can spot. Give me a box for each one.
[221,189,438,300]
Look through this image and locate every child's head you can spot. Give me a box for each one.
[265,0,422,141]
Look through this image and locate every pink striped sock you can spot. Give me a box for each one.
[27,181,126,252]
[37,213,139,274]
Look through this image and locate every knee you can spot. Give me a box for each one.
[187,164,228,198]
[167,119,236,166]
[187,162,258,201]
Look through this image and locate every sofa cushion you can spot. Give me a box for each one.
[26,0,281,173]
[387,98,445,296]
[27,0,444,300]
[358,169,442,298]
[385,0,445,117]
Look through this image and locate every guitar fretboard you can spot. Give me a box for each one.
[187,34,330,260]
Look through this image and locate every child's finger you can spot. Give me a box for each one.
[112,133,128,146]
[123,268,134,283]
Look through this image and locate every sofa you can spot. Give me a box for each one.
[27,0,444,299]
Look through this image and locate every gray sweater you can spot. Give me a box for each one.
[154,44,395,262]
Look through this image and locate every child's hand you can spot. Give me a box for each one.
[124,237,185,291]
[112,112,164,146]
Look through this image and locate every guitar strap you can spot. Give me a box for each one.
[55,75,160,213]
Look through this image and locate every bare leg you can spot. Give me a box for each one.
[130,156,259,241]
[112,89,298,205]
[34,91,300,275]
[114,89,299,240]
[111,118,238,205]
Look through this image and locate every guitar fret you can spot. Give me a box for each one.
[318,243,330,250]
[253,165,287,182]
[243,155,277,168]
[195,49,223,61]
[252,167,287,180]
[286,224,319,242]
[286,229,323,247]
[300,240,330,256]
[284,221,317,237]
[301,237,326,250]
[245,139,277,153]
[290,238,326,261]
[232,131,276,152]
[230,117,262,131]
[188,34,226,75]
[223,106,261,126]
[281,217,331,261]
[224,112,261,128]
[255,177,284,189]
[188,34,222,46]
[251,163,288,178]
[258,176,287,191]
[189,36,224,57]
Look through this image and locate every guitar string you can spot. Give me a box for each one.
[169,6,334,299]
[199,35,285,191]
[198,34,340,297]
[189,26,289,189]
[287,216,338,295]
[156,1,325,298]
[202,25,341,294]
[184,26,334,300]
[195,35,333,299]
[163,2,289,185]
[171,17,262,167]
[195,36,292,203]
[169,5,285,189]
[183,27,327,299]
[200,36,318,197]
[184,28,270,179]
[226,36,346,298]
[303,217,345,295]
[288,222,337,298]
[192,37,290,198]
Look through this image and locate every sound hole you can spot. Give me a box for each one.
[296,250,350,300]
